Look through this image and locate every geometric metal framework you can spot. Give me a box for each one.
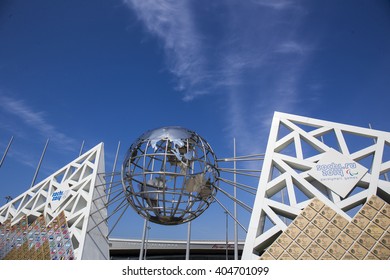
[121,127,219,226]
[243,112,390,259]
[0,143,108,259]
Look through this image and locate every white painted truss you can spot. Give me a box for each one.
[0,143,108,260]
[242,112,390,259]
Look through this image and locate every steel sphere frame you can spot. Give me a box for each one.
[121,127,219,225]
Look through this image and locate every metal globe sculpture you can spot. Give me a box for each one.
[121,127,219,225]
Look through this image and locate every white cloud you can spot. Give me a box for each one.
[124,0,206,101]
[252,0,293,10]
[0,94,77,151]
[275,41,309,55]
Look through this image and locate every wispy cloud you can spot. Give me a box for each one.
[0,94,77,151]
[124,1,314,155]
[124,0,207,100]
[218,3,312,154]
[252,0,294,10]
[275,41,310,55]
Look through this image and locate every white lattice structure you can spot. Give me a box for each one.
[242,112,390,259]
[0,143,108,260]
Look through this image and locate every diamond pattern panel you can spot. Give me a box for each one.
[260,196,390,260]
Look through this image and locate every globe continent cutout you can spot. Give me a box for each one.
[121,127,219,225]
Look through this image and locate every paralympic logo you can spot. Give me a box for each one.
[345,169,359,176]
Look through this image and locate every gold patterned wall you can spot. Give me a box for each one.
[260,195,390,260]
[0,212,74,260]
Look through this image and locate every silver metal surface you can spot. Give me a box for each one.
[30,138,49,188]
[79,140,85,157]
[233,138,238,260]
[0,136,13,169]
[186,220,191,260]
[108,141,121,201]
[139,219,148,260]
[122,126,219,225]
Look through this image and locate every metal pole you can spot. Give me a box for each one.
[185,161,195,260]
[186,220,191,260]
[79,140,85,156]
[225,211,229,260]
[0,136,14,168]
[144,225,151,260]
[108,141,121,201]
[30,139,49,188]
[233,138,238,260]
[214,197,247,232]
[139,219,148,260]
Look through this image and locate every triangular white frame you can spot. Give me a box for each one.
[242,112,390,259]
[0,143,108,260]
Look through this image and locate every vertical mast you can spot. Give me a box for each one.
[233,138,238,260]
[0,136,14,168]
[30,138,49,188]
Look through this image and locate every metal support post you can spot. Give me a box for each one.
[30,139,49,188]
[139,219,148,260]
[0,136,13,168]
[233,138,238,260]
[108,141,121,201]
[225,211,229,260]
[186,220,191,260]
[79,140,85,156]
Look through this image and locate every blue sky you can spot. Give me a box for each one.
[0,0,390,241]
